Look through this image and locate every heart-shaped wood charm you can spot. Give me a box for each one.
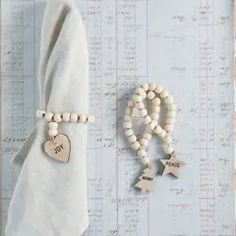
[44,134,71,163]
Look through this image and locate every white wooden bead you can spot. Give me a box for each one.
[166,117,175,124]
[147,91,155,100]
[128,99,135,107]
[139,109,148,117]
[143,132,152,141]
[164,145,174,154]
[36,110,45,118]
[152,97,161,105]
[152,106,160,112]
[167,110,176,118]
[125,107,133,115]
[123,122,132,129]
[164,96,174,104]
[70,113,78,122]
[125,129,133,137]
[137,102,145,109]
[148,120,157,130]
[165,124,173,132]
[137,149,147,158]
[148,83,156,91]
[133,95,142,103]
[142,83,149,91]
[79,114,87,123]
[159,129,167,138]
[167,104,177,111]
[62,112,70,122]
[131,141,140,150]
[48,129,58,137]
[144,115,151,125]
[45,112,53,121]
[136,87,146,98]
[154,125,162,134]
[140,138,148,147]
[48,122,58,129]
[54,113,62,122]
[160,90,169,98]
[154,86,163,94]
[128,135,137,144]
[164,136,172,144]
[88,116,96,123]
[151,113,159,120]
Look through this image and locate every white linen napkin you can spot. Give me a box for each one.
[6,0,89,235]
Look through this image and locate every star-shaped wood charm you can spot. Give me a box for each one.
[160,152,184,177]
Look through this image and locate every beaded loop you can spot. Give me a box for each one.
[36,110,95,137]
[123,83,177,167]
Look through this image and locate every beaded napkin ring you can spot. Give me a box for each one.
[123,83,184,192]
[36,110,95,163]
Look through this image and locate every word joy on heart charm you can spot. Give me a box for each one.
[44,134,71,163]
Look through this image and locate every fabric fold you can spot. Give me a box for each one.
[6,0,90,235]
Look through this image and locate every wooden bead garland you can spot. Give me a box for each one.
[123,83,184,192]
[36,110,95,163]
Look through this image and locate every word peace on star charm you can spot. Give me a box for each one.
[123,83,184,193]
[160,152,184,177]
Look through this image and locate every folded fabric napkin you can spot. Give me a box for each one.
[6,0,90,235]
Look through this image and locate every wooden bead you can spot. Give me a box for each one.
[62,112,70,122]
[123,122,132,129]
[154,125,162,134]
[137,149,147,158]
[48,122,58,129]
[166,117,175,124]
[148,83,156,91]
[165,124,173,132]
[160,90,169,98]
[128,135,137,144]
[137,102,145,110]
[79,114,87,123]
[148,120,157,130]
[133,95,142,103]
[147,91,155,100]
[125,129,133,137]
[70,113,78,122]
[167,110,176,118]
[143,132,152,141]
[136,87,146,98]
[48,129,58,137]
[139,109,148,117]
[144,116,151,125]
[54,113,62,122]
[152,97,161,105]
[140,138,148,147]
[142,83,149,91]
[159,129,167,138]
[124,115,132,121]
[151,113,159,120]
[87,115,96,123]
[36,110,45,118]
[164,145,174,154]
[164,136,172,144]
[125,107,133,115]
[167,104,177,111]
[45,112,53,121]
[131,141,140,150]
[128,99,135,107]
[154,86,163,94]
[152,106,160,112]
[164,96,174,104]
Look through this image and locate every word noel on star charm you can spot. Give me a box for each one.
[36,110,95,163]
[123,83,185,192]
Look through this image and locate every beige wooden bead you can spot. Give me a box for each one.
[165,124,173,132]
[139,109,148,117]
[128,135,137,144]
[125,129,133,137]
[133,95,142,103]
[45,112,53,121]
[87,115,96,123]
[62,112,70,122]
[141,157,150,166]
[137,149,147,158]
[148,120,157,130]
[140,138,148,147]
[48,122,58,129]
[124,115,132,121]
[142,83,149,91]
[54,113,62,122]
[164,95,173,104]
[167,104,177,111]
[125,107,133,115]
[79,114,87,123]
[48,129,58,137]
[144,115,151,125]
[136,87,146,98]
[70,113,78,122]
[152,106,160,112]
[147,91,155,100]
[159,129,167,138]
[164,145,174,154]
[160,90,169,98]
[131,141,141,150]
[155,86,163,94]
[137,102,145,109]
[166,117,175,124]
[148,83,156,91]
[143,132,152,141]
[164,136,172,144]
[36,110,45,118]
[154,125,162,134]
[123,122,132,129]
[167,110,176,118]
[151,113,159,120]
[152,97,161,105]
